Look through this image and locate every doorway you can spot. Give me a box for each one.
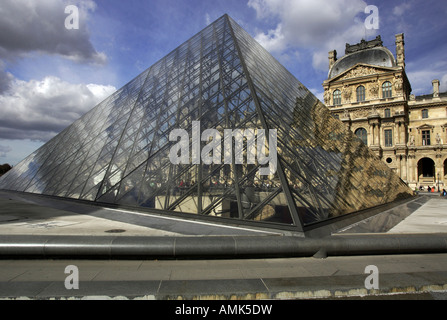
[418,157,435,185]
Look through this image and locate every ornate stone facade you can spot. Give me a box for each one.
[340,66,382,80]
[323,34,447,191]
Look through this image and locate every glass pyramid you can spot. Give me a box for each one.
[0,15,413,232]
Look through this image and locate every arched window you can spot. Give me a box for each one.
[333,89,341,105]
[382,81,392,98]
[355,128,368,145]
[356,85,365,102]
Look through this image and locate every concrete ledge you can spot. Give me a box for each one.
[0,233,446,259]
[1,271,446,300]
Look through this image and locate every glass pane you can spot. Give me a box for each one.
[0,15,414,232]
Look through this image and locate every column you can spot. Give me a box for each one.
[407,155,415,186]
[401,122,407,145]
[375,124,380,146]
[401,155,408,182]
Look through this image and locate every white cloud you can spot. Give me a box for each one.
[253,23,286,53]
[248,0,276,19]
[248,0,370,71]
[406,70,433,95]
[205,13,211,25]
[441,74,447,92]
[0,76,116,141]
[407,69,447,96]
[393,2,413,16]
[0,0,106,65]
[0,65,14,93]
[309,87,324,102]
[406,57,447,96]
[0,145,12,158]
[0,0,115,142]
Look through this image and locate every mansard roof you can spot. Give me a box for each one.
[329,46,397,80]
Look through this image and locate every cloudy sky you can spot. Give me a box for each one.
[0,0,446,165]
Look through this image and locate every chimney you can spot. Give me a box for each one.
[328,50,337,70]
[395,33,405,68]
[432,79,440,98]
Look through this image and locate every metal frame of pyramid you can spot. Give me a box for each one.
[0,15,413,232]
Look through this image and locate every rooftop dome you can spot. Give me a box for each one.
[329,46,397,79]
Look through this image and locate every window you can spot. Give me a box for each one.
[384,108,391,118]
[422,130,431,146]
[382,81,392,98]
[422,109,429,119]
[355,128,368,145]
[333,89,341,105]
[356,86,365,102]
[384,129,393,147]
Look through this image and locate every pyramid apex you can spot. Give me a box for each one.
[221,13,231,21]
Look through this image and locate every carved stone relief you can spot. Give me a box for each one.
[394,75,403,96]
[369,79,379,99]
[342,85,352,102]
[352,109,369,119]
[340,66,381,81]
[324,89,331,105]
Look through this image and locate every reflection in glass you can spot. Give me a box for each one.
[0,15,413,231]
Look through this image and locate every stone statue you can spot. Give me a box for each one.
[345,36,383,54]
[369,79,379,99]
[436,133,441,145]
[342,85,352,102]
[324,90,330,105]
[409,135,415,146]
[394,75,403,96]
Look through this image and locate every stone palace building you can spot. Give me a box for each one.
[323,34,447,191]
